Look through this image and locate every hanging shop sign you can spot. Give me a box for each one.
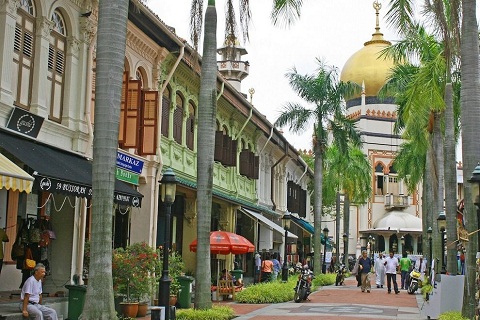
[6,107,44,138]
[116,167,139,185]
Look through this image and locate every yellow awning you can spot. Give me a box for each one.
[0,153,34,193]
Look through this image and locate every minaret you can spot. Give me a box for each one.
[217,34,250,92]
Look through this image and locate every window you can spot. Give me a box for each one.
[239,148,259,179]
[13,0,36,109]
[186,102,195,150]
[214,128,237,166]
[47,10,66,122]
[375,163,385,195]
[173,93,183,144]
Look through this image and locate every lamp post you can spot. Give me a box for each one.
[158,168,176,320]
[427,227,432,275]
[342,233,348,264]
[281,213,291,282]
[468,163,480,252]
[322,227,329,274]
[437,211,447,274]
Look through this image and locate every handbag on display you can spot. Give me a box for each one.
[11,239,25,260]
[45,220,56,239]
[24,248,36,270]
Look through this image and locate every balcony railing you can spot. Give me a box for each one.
[384,194,409,209]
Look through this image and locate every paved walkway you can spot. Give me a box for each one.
[212,275,427,320]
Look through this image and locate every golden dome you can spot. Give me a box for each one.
[340,1,395,99]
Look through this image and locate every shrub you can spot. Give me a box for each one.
[312,273,336,287]
[438,311,469,320]
[176,306,235,320]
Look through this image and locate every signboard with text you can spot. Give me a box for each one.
[7,107,44,138]
[116,150,144,174]
[116,167,139,185]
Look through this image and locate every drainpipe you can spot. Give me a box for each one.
[271,143,288,211]
[234,104,252,139]
[152,43,185,245]
[217,81,224,101]
[260,127,273,153]
[295,156,309,184]
[84,32,97,158]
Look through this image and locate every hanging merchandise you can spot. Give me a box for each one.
[24,248,36,270]
[11,220,25,260]
[29,219,41,243]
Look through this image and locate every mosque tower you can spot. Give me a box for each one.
[340,1,422,256]
[217,34,250,92]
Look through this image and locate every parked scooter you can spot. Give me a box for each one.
[294,265,314,303]
[407,269,422,294]
[335,264,347,286]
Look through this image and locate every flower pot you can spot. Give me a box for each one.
[169,295,177,306]
[136,302,148,317]
[119,302,139,318]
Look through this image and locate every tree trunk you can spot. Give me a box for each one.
[80,1,129,319]
[461,0,480,317]
[444,83,458,275]
[313,142,323,275]
[194,0,217,310]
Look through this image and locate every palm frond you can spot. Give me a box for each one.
[270,0,303,27]
[385,0,416,35]
[190,0,203,50]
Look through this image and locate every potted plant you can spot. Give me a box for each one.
[112,242,161,316]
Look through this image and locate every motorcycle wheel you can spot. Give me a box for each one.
[407,282,418,294]
[294,287,306,303]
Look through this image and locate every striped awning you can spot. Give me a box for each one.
[0,153,34,193]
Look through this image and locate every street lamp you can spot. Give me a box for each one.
[322,227,329,274]
[437,211,447,274]
[342,233,348,264]
[468,163,480,252]
[158,168,177,320]
[400,236,405,255]
[281,213,291,282]
[427,227,432,275]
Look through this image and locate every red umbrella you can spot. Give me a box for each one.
[189,231,255,255]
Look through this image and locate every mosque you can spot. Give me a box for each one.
[339,1,423,257]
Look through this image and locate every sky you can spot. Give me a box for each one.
[147,1,454,153]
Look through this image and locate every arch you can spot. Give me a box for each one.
[135,66,148,89]
[374,161,385,173]
[134,61,151,88]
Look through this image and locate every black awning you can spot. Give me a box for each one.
[0,130,142,207]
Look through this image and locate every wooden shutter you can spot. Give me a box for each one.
[161,95,170,137]
[173,105,183,144]
[252,155,259,179]
[214,131,224,162]
[139,90,158,155]
[124,80,141,148]
[239,149,249,176]
[228,139,238,167]
[118,72,128,144]
[223,135,232,166]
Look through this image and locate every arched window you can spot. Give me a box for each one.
[47,10,66,122]
[173,93,184,144]
[375,163,385,195]
[13,0,36,110]
[161,87,171,137]
[186,102,195,150]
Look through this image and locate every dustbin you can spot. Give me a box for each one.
[231,270,243,282]
[65,284,87,320]
[177,275,194,308]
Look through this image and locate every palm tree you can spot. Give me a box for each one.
[323,144,371,262]
[189,0,304,309]
[385,0,461,276]
[460,0,480,316]
[274,59,361,275]
[80,1,129,319]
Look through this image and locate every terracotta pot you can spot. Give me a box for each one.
[136,303,148,317]
[169,295,177,306]
[119,302,139,318]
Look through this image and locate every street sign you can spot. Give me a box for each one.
[116,150,144,174]
[116,167,139,185]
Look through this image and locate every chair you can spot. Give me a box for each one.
[217,280,235,301]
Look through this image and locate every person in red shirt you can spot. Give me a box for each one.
[261,253,274,282]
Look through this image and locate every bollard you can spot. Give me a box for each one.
[169,306,176,320]
[150,306,165,320]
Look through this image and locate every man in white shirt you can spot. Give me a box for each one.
[254,253,261,284]
[20,263,58,320]
[414,256,428,282]
[384,251,400,294]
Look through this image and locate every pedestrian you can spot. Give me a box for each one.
[20,263,58,320]
[254,253,261,283]
[384,251,400,294]
[261,253,273,282]
[358,250,371,293]
[399,252,411,290]
[0,226,9,276]
[374,252,386,288]
[351,254,362,287]
[270,253,281,281]
[414,255,427,282]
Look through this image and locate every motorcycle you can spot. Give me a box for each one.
[294,267,314,303]
[407,269,422,294]
[335,264,347,286]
